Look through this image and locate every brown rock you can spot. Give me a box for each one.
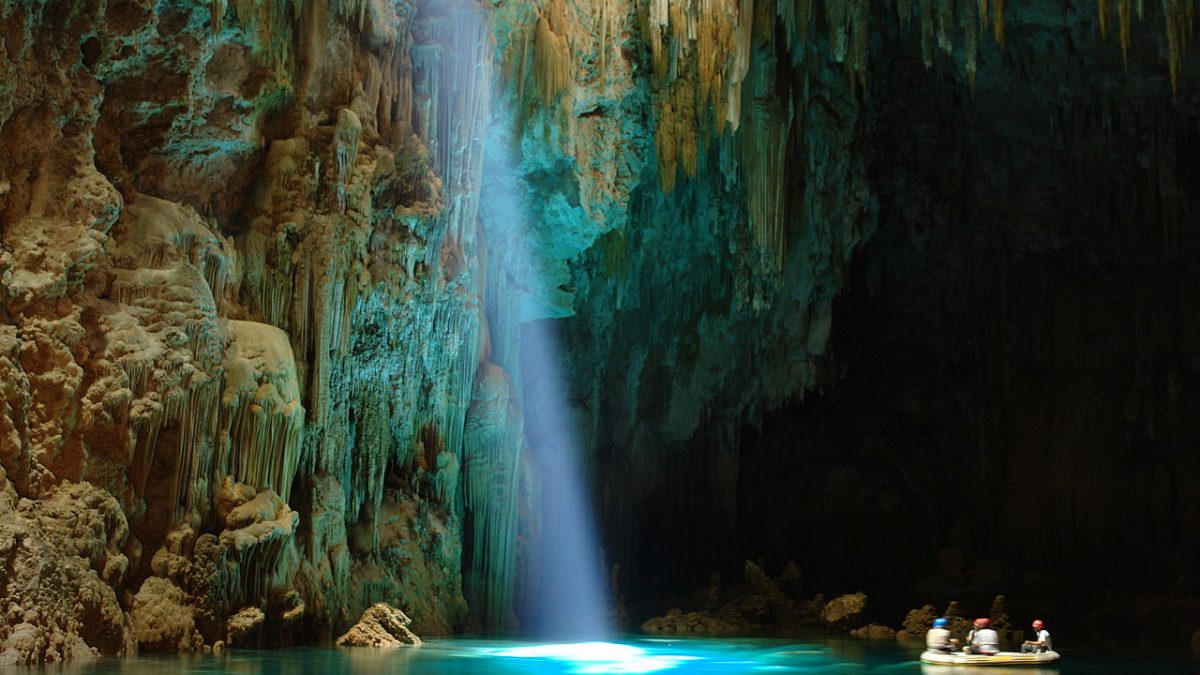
[822,592,869,629]
[336,603,422,647]
[129,577,196,652]
[226,607,265,647]
[899,604,938,641]
[850,623,897,640]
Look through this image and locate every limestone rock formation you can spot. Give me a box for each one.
[336,603,422,647]
[0,483,136,664]
[850,624,897,640]
[896,604,938,642]
[0,0,485,653]
[641,609,740,637]
[225,607,265,647]
[821,592,869,630]
[639,561,822,636]
[129,577,198,652]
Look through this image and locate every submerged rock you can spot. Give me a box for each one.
[336,603,422,647]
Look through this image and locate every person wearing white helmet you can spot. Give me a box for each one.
[964,617,999,655]
[1021,619,1052,653]
[926,617,954,653]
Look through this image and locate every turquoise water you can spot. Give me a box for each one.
[43,638,1199,674]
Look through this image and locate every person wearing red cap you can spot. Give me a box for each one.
[964,617,999,655]
[1021,619,1052,653]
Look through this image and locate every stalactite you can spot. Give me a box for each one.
[1162,0,1195,94]
[1118,0,1132,65]
[726,0,754,130]
[740,53,794,272]
[331,0,370,32]
[961,0,979,87]
[826,0,849,63]
[230,0,292,72]
[211,0,227,34]
[896,0,913,29]
[848,0,870,91]
[992,0,1006,45]
[217,486,299,605]
[696,0,737,119]
[920,0,935,66]
[1100,0,1113,38]
[936,0,955,54]
[533,15,572,105]
[335,109,362,214]
[220,321,305,504]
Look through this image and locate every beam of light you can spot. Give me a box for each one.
[520,319,609,638]
[477,50,609,638]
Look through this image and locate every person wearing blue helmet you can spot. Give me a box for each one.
[926,617,953,653]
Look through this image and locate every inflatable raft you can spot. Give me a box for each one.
[920,650,1061,666]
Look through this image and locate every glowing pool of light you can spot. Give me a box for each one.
[488,641,700,674]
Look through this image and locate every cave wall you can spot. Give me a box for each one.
[737,0,1200,620]
[0,0,500,662]
[494,0,1200,610]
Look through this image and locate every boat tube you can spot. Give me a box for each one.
[920,650,1061,666]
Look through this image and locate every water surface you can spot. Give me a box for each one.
[45,637,1199,674]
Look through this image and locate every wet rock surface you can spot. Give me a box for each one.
[336,603,422,648]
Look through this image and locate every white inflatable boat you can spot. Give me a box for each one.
[920,650,1061,666]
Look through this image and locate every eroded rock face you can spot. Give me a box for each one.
[0,483,136,665]
[0,0,484,656]
[130,577,197,652]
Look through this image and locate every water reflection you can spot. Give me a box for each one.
[921,666,1060,675]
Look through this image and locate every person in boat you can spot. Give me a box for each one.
[926,617,955,653]
[1021,619,1052,653]
[964,617,999,655]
